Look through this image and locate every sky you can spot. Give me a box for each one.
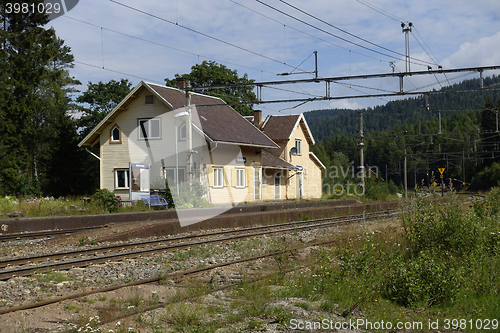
[46,0,500,116]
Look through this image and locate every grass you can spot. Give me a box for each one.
[0,195,154,218]
[34,271,69,283]
[65,189,499,332]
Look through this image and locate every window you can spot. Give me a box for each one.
[145,95,154,104]
[295,139,302,155]
[138,118,161,139]
[214,167,223,188]
[236,169,245,188]
[115,169,129,189]
[179,124,186,140]
[110,125,121,143]
[164,168,185,183]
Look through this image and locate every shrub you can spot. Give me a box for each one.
[382,251,463,307]
[402,195,482,256]
[169,180,209,209]
[91,189,121,213]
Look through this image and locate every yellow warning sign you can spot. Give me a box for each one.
[438,168,445,175]
[433,182,437,186]
[440,174,444,178]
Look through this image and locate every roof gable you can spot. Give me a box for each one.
[79,81,279,149]
[261,113,315,145]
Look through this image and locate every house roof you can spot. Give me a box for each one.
[261,150,298,170]
[261,114,315,145]
[79,81,279,149]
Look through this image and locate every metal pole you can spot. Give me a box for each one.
[175,117,179,196]
[496,109,498,132]
[314,50,318,79]
[438,110,441,134]
[186,89,193,186]
[359,112,364,188]
[404,147,408,199]
[463,150,465,183]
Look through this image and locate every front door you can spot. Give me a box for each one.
[254,167,261,201]
[274,171,281,199]
[295,171,303,199]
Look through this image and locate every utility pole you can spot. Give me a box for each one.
[404,147,408,199]
[401,22,413,73]
[359,111,365,188]
[496,108,499,132]
[438,109,442,134]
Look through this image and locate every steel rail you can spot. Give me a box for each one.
[0,226,106,242]
[0,209,396,268]
[0,210,399,280]
[0,230,370,316]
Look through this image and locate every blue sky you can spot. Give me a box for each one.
[47,0,500,115]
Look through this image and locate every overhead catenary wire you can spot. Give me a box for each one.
[355,0,405,22]
[266,0,435,67]
[229,0,385,63]
[64,16,275,75]
[108,0,308,72]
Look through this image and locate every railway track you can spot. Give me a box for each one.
[0,209,399,280]
[0,231,366,316]
[0,225,107,243]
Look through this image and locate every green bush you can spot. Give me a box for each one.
[402,195,482,256]
[382,250,463,307]
[169,180,209,209]
[91,189,121,212]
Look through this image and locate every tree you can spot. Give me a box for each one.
[76,79,132,139]
[0,0,73,195]
[165,61,256,116]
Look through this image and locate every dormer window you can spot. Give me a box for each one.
[179,124,187,140]
[145,95,154,104]
[110,125,122,144]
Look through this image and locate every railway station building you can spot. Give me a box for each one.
[78,81,325,205]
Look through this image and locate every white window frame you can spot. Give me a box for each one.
[138,118,161,140]
[163,168,185,183]
[214,167,224,188]
[295,139,302,155]
[236,168,245,188]
[115,169,129,189]
[110,125,121,143]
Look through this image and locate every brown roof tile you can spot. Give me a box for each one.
[147,83,278,148]
[261,150,297,170]
[261,115,300,141]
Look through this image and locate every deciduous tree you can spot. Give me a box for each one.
[165,61,256,116]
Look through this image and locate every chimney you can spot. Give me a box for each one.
[176,78,191,89]
[254,110,262,126]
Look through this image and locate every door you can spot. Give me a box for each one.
[274,171,281,199]
[295,171,303,199]
[254,167,261,201]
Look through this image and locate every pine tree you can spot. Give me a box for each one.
[0,0,78,195]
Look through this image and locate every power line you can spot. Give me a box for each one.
[267,0,434,67]
[64,16,275,75]
[355,0,405,22]
[73,60,165,85]
[108,0,306,72]
[229,0,385,63]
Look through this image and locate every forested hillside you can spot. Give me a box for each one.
[306,76,500,193]
[305,75,500,141]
